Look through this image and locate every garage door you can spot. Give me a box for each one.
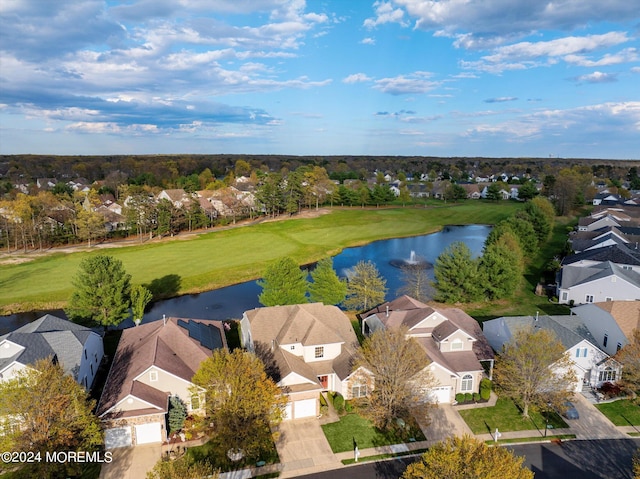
[430,386,451,404]
[293,398,317,419]
[284,403,293,420]
[104,427,132,449]
[135,423,163,445]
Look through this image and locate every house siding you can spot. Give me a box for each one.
[572,304,629,356]
[78,333,103,388]
[560,275,640,305]
[136,367,200,412]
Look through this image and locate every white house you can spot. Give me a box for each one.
[359,295,495,404]
[572,301,640,356]
[241,303,368,420]
[483,315,622,392]
[557,261,640,305]
[0,314,103,390]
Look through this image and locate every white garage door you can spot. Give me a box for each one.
[104,427,132,449]
[135,422,163,445]
[430,386,451,404]
[284,403,293,420]
[293,398,317,419]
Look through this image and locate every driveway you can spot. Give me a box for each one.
[567,394,627,440]
[418,403,473,442]
[99,444,161,479]
[275,419,341,478]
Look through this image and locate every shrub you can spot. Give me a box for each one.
[319,393,328,407]
[464,393,473,403]
[600,382,623,398]
[473,392,481,402]
[480,378,492,400]
[333,393,345,414]
[455,393,465,404]
[326,391,335,407]
[320,404,328,416]
[345,402,353,413]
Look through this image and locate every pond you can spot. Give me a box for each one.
[0,224,490,334]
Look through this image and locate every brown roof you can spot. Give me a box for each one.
[593,301,640,339]
[97,318,226,417]
[416,338,483,375]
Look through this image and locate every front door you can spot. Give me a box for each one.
[319,375,328,389]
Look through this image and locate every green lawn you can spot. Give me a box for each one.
[458,397,568,434]
[595,399,640,426]
[321,413,425,453]
[0,202,522,314]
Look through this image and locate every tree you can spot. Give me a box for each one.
[0,359,102,479]
[433,242,482,303]
[494,327,576,418]
[147,456,218,479]
[66,255,132,331]
[517,180,539,201]
[257,257,308,306]
[355,327,435,430]
[75,199,106,247]
[402,435,533,479]
[131,284,153,325]
[616,329,640,392]
[191,349,287,461]
[398,263,432,302]
[309,258,347,305]
[479,232,523,300]
[343,260,387,311]
[485,183,503,201]
[398,185,411,206]
[168,395,188,435]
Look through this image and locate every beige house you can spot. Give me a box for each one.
[360,296,494,404]
[240,303,368,420]
[97,317,227,448]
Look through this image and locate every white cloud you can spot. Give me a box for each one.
[373,72,439,95]
[564,48,638,67]
[361,37,376,45]
[364,1,407,29]
[574,71,618,83]
[632,67,640,73]
[484,97,518,103]
[343,73,372,83]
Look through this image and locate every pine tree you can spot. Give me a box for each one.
[257,257,308,306]
[479,232,523,300]
[433,242,482,303]
[343,260,387,311]
[308,258,347,305]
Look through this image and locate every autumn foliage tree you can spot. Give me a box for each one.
[494,327,576,418]
[402,435,533,479]
[0,360,102,478]
[192,349,287,462]
[616,329,640,392]
[343,260,387,311]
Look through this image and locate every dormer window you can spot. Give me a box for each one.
[451,339,463,351]
[315,346,324,359]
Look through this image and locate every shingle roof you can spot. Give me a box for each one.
[560,261,640,289]
[562,244,640,266]
[591,301,640,339]
[0,314,98,380]
[97,317,226,417]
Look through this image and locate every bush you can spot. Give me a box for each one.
[327,391,335,407]
[345,402,353,413]
[320,404,328,416]
[455,393,465,404]
[333,393,345,414]
[480,378,492,400]
[473,393,481,402]
[464,393,473,403]
[599,382,624,398]
[168,396,187,434]
[319,393,328,407]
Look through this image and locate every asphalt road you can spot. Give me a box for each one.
[295,439,640,479]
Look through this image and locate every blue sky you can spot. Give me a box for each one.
[1,0,639,158]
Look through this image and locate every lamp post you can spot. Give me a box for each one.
[544,402,551,438]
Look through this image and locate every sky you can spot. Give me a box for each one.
[0,0,639,159]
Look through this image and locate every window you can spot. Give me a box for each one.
[461,374,473,392]
[314,346,324,359]
[191,394,200,410]
[617,343,622,352]
[623,265,633,270]
[290,345,295,350]
[585,295,594,303]
[84,349,87,360]
[599,368,617,382]
[611,277,617,283]
[561,292,568,301]
[149,370,158,382]
[605,297,613,302]
[450,339,463,351]
[352,384,367,398]
[603,334,608,348]
[90,364,93,375]
[94,352,98,363]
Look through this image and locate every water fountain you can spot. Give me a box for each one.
[389,250,431,269]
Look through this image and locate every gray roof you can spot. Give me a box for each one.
[562,244,640,267]
[0,314,98,380]
[487,315,598,351]
[560,261,640,289]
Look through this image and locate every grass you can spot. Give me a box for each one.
[595,399,640,426]
[321,412,426,453]
[340,448,428,465]
[0,203,523,314]
[486,434,576,445]
[458,397,568,435]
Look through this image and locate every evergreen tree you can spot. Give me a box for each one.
[257,257,308,306]
[433,242,482,303]
[343,260,387,311]
[479,232,523,300]
[66,254,131,331]
[131,284,153,325]
[168,396,188,435]
[309,258,347,305]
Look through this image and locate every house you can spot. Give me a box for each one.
[240,303,368,420]
[569,226,640,253]
[483,315,622,391]
[572,300,640,356]
[0,314,103,390]
[561,244,640,272]
[557,261,640,305]
[97,317,227,448]
[156,189,193,208]
[459,184,482,199]
[359,295,495,404]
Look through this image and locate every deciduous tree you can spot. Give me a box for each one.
[402,435,533,479]
[191,349,286,461]
[617,329,640,392]
[66,254,132,331]
[433,242,482,303]
[494,327,576,418]
[257,257,308,306]
[146,456,218,479]
[308,258,347,306]
[398,263,432,302]
[0,360,102,479]
[343,260,387,311]
[355,327,434,430]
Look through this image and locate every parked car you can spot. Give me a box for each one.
[562,401,579,420]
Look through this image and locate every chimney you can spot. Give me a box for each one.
[386,305,389,318]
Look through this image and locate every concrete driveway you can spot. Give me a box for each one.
[99,444,161,479]
[275,418,340,478]
[567,394,627,440]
